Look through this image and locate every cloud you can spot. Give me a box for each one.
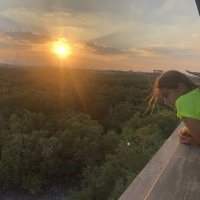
[140,46,200,58]
[5,31,51,43]
[84,38,200,59]
[85,41,130,55]
[0,41,28,49]
[0,30,51,51]
[0,0,200,71]
[0,0,135,14]
[0,15,21,31]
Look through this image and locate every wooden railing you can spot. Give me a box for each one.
[119,123,200,200]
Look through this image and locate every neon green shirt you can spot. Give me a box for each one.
[175,88,200,120]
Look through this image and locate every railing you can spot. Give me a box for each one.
[119,122,200,200]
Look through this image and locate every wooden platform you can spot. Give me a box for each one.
[119,123,200,200]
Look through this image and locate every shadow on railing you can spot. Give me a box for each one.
[119,122,200,200]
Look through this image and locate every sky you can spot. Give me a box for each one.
[0,0,200,72]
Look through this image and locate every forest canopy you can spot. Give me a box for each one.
[0,67,178,199]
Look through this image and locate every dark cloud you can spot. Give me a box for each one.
[0,42,28,49]
[91,31,139,50]
[85,41,130,55]
[143,46,198,57]
[85,41,195,58]
[0,0,183,22]
[0,16,21,31]
[5,31,51,43]
[0,0,135,14]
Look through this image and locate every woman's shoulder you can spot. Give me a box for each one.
[175,88,200,120]
[176,88,200,104]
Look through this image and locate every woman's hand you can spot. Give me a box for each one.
[178,127,196,145]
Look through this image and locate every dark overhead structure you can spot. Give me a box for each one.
[195,0,200,15]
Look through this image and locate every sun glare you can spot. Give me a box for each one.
[52,38,72,59]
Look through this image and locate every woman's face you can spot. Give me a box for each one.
[160,88,180,107]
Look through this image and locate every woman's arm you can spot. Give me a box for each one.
[180,118,200,146]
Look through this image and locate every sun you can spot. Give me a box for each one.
[52,38,72,59]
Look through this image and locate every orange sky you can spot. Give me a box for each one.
[0,0,200,72]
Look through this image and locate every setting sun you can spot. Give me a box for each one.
[52,38,72,59]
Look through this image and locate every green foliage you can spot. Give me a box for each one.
[0,110,108,194]
[70,109,178,200]
[0,68,178,199]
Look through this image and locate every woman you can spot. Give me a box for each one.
[148,70,200,145]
